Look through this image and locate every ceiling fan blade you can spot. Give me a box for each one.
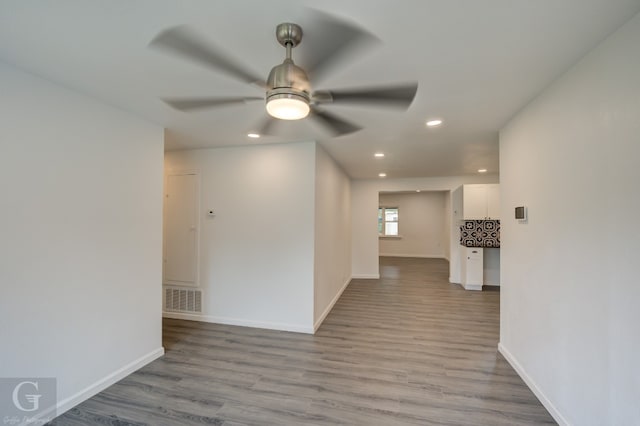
[313,83,418,109]
[150,26,265,87]
[163,96,263,111]
[310,108,362,136]
[299,9,379,84]
[255,115,279,136]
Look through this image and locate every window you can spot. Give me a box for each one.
[378,207,399,236]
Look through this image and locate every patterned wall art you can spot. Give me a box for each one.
[460,220,500,247]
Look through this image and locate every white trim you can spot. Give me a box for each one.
[162,279,199,287]
[498,343,570,426]
[163,311,314,334]
[463,283,483,291]
[379,253,447,259]
[313,277,351,333]
[42,347,164,423]
[351,273,380,279]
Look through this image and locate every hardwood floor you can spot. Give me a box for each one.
[52,257,555,425]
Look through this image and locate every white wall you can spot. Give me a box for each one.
[443,191,451,261]
[0,62,164,418]
[499,12,640,426]
[164,142,316,333]
[449,185,463,283]
[313,145,351,330]
[378,192,447,258]
[352,175,498,278]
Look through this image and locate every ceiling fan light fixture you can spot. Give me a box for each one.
[266,93,310,120]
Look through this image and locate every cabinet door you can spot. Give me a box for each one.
[463,185,487,219]
[486,184,501,219]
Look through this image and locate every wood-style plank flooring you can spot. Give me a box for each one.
[52,257,555,425]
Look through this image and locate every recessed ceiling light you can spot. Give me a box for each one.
[374,152,385,158]
[378,173,387,178]
[478,168,487,173]
[426,119,443,127]
[247,133,260,138]
[416,190,421,192]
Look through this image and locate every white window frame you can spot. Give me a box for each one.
[378,206,400,237]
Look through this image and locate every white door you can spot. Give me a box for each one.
[164,173,198,286]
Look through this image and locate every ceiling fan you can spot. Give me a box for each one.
[150,11,418,136]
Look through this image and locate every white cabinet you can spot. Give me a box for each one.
[461,247,483,290]
[462,184,500,220]
[462,185,488,219]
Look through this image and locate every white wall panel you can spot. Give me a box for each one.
[165,142,316,332]
[314,145,351,329]
[0,62,164,418]
[378,192,447,258]
[499,12,640,425]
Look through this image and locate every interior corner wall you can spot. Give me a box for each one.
[164,142,316,333]
[0,62,164,417]
[313,144,351,330]
[378,192,447,258]
[351,179,380,278]
[351,175,499,279]
[499,12,640,426]
[449,185,463,283]
[443,191,451,261]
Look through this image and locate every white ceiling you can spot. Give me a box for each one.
[1,0,639,179]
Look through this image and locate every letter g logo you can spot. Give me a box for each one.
[12,381,41,412]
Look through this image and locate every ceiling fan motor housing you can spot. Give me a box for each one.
[266,59,311,104]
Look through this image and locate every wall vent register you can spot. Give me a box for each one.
[164,288,202,313]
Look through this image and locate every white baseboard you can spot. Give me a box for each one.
[498,343,570,426]
[44,347,164,422]
[351,273,380,279]
[313,277,351,333]
[463,283,483,291]
[163,311,314,334]
[379,253,447,259]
